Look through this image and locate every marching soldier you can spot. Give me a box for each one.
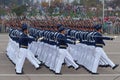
[55,27,79,74]
[15,24,41,74]
[93,24,119,73]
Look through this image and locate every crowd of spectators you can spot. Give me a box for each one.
[0,15,120,35]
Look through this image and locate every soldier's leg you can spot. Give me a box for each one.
[92,47,102,73]
[100,48,115,68]
[64,50,79,69]
[26,49,40,68]
[16,48,26,73]
[55,49,66,73]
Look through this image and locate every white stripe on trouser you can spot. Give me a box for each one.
[99,57,109,66]
[16,48,40,73]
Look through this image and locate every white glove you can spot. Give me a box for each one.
[37,37,44,41]
[114,36,118,39]
[75,40,80,44]
[111,36,118,40]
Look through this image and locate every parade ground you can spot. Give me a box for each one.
[0,33,120,80]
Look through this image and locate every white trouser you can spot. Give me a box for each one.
[30,42,39,55]
[68,43,99,73]
[36,42,43,61]
[65,51,79,69]
[42,43,50,63]
[78,44,87,65]
[76,44,97,73]
[84,45,96,72]
[45,45,55,67]
[16,48,40,73]
[68,44,80,61]
[92,47,115,73]
[91,47,102,73]
[49,46,58,70]
[39,43,46,62]
[98,47,115,68]
[6,37,11,52]
[7,38,19,64]
[55,49,78,73]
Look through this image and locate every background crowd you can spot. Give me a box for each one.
[0,0,120,34]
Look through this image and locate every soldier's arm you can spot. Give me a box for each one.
[94,36,114,40]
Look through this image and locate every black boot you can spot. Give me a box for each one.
[112,64,119,70]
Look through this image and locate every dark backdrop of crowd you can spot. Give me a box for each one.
[0,0,120,34]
